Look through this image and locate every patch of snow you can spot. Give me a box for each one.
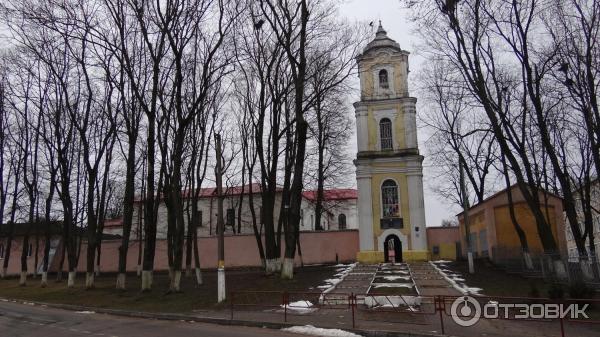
[282,325,362,337]
[433,260,452,264]
[317,285,330,289]
[465,287,483,295]
[75,311,96,314]
[323,278,341,285]
[372,283,414,288]
[287,300,313,308]
[281,301,317,314]
[379,270,409,275]
[381,275,411,281]
[429,261,484,296]
[364,295,421,308]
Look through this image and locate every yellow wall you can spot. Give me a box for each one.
[357,251,384,264]
[430,243,457,261]
[494,203,558,255]
[463,210,492,254]
[360,55,408,99]
[366,105,407,151]
[357,250,429,263]
[403,250,430,262]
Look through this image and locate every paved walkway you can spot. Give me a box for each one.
[411,262,463,297]
[333,264,377,295]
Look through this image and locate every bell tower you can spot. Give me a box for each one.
[355,23,428,263]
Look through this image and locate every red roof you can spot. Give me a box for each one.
[104,218,123,228]
[302,189,358,201]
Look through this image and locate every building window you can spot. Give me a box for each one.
[380,118,393,150]
[338,214,347,230]
[381,179,399,218]
[196,211,203,227]
[226,208,235,226]
[300,209,304,227]
[310,214,314,230]
[379,69,389,89]
[0,244,4,259]
[27,243,33,257]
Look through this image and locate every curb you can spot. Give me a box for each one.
[0,297,453,337]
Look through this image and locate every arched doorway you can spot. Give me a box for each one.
[383,234,402,263]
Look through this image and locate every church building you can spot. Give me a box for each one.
[355,23,429,263]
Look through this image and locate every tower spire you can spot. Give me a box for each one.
[376,20,387,37]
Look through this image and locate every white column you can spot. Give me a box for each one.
[407,172,427,251]
[402,98,418,149]
[357,174,374,251]
[355,104,369,152]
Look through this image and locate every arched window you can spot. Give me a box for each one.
[382,179,399,218]
[379,118,393,150]
[379,69,389,89]
[338,214,347,230]
[0,243,4,259]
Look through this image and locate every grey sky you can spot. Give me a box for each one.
[339,0,458,227]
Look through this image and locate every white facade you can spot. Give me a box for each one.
[121,187,358,240]
[565,179,600,260]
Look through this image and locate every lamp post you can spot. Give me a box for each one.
[215,133,226,302]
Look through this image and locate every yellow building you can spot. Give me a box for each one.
[355,23,428,264]
[457,185,567,262]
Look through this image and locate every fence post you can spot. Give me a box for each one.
[283,291,288,323]
[350,292,356,329]
[436,296,445,335]
[560,316,565,337]
[230,292,234,320]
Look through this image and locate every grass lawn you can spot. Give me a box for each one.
[0,265,338,313]
[443,260,553,298]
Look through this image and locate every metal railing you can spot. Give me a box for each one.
[229,290,600,336]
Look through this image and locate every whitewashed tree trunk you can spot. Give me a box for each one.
[40,272,48,287]
[141,270,152,291]
[265,258,280,274]
[580,261,593,280]
[281,258,294,279]
[217,267,226,303]
[19,271,27,286]
[116,273,126,290]
[170,270,181,292]
[136,264,141,277]
[195,267,202,285]
[554,260,567,279]
[523,251,534,270]
[467,252,475,274]
[0,267,6,279]
[85,272,95,289]
[67,271,76,288]
[95,264,100,277]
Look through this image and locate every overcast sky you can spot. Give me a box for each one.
[338,0,458,227]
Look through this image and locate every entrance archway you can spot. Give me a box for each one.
[383,234,402,263]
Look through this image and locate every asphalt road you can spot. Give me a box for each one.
[0,300,306,337]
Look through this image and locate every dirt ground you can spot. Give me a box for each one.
[0,265,339,313]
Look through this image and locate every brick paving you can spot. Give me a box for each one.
[410,262,463,297]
